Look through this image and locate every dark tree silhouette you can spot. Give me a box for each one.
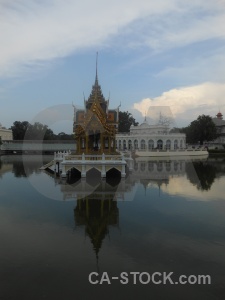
[186,161,216,191]
[118,111,138,132]
[185,115,217,145]
[11,121,30,140]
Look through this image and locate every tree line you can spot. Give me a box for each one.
[10,111,138,140]
[11,121,74,140]
[10,112,218,144]
[170,115,218,145]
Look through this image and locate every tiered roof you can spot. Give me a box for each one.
[74,58,118,136]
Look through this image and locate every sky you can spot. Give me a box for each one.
[1,0,225,133]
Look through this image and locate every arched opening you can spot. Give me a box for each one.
[140,162,145,171]
[123,140,126,150]
[141,139,146,150]
[134,162,138,171]
[67,167,81,184]
[157,162,163,172]
[166,139,171,150]
[165,162,171,171]
[174,140,178,150]
[148,140,154,150]
[128,140,132,150]
[157,139,163,150]
[174,161,178,171]
[134,139,138,150]
[119,140,122,150]
[106,168,121,185]
[180,140,183,148]
[86,168,101,186]
[148,161,154,172]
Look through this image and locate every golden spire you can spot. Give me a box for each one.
[95,51,98,86]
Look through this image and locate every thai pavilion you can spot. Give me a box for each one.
[73,66,119,155]
[51,60,128,178]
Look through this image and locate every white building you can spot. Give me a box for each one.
[0,123,13,141]
[116,118,186,151]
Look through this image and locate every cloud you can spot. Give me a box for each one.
[102,0,225,54]
[155,46,225,83]
[0,0,225,78]
[0,0,166,77]
[133,82,225,125]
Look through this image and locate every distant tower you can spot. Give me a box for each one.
[216,112,223,120]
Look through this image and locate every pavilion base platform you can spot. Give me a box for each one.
[44,151,132,178]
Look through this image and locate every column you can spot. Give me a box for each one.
[81,164,86,177]
[86,135,88,153]
[121,164,126,177]
[109,137,111,153]
[101,164,106,177]
[101,199,104,217]
[78,199,81,210]
[86,198,89,218]
[61,164,66,178]
[171,139,174,150]
[78,137,81,153]
[54,153,56,172]
[101,135,104,153]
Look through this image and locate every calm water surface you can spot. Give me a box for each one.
[0,155,225,300]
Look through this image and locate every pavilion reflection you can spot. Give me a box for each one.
[56,158,209,260]
[74,192,119,263]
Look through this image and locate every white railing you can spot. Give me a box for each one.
[136,148,207,152]
[54,151,125,161]
[54,150,71,160]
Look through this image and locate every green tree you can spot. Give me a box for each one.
[25,122,55,140]
[185,115,217,145]
[118,111,139,132]
[57,132,74,140]
[11,121,55,140]
[11,121,30,140]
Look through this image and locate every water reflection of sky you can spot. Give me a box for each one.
[160,176,225,201]
[1,155,225,299]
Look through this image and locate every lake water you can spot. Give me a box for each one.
[0,155,225,300]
